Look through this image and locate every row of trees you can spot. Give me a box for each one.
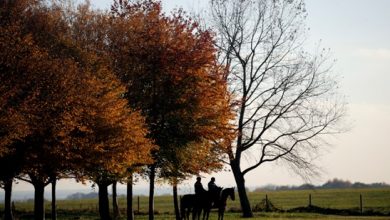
[0,0,234,219]
[1,0,345,219]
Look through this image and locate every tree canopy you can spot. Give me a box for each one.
[1,0,235,219]
[0,1,155,219]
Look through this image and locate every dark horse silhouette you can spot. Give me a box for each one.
[180,187,235,220]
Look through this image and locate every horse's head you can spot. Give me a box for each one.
[230,187,235,201]
[223,187,235,201]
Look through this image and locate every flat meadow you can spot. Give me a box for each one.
[1,187,390,219]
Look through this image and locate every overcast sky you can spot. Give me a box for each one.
[162,0,390,186]
[10,0,390,194]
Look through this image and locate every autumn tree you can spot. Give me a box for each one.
[0,1,73,218]
[68,69,154,219]
[1,1,155,220]
[106,1,234,219]
[209,0,346,217]
[158,61,234,220]
[0,2,92,217]
[0,3,33,219]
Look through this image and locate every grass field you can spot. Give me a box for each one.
[3,211,390,220]
[1,187,390,219]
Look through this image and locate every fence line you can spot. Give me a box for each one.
[260,193,367,214]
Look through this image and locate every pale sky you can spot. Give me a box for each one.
[8,0,390,195]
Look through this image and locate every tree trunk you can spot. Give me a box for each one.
[51,177,57,220]
[231,160,253,217]
[148,164,156,220]
[4,178,14,220]
[33,179,46,220]
[97,182,111,220]
[127,174,134,220]
[172,184,180,220]
[112,181,120,219]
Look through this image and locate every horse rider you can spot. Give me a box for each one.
[194,176,206,196]
[208,177,218,191]
[208,177,221,206]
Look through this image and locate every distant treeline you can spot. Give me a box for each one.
[65,178,390,200]
[66,192,99,200]
[253,178,390,191]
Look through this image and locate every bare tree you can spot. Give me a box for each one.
[209,0,346,217]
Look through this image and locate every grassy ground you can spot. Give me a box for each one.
[245,188,390,213]
[1,187,390,219]
[133,213,390,220]
[5,212,390,220]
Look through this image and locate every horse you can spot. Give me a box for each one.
[180,192,213,220]
[202,187,235,220]
[180,194,196,220]
[180,187,235,220]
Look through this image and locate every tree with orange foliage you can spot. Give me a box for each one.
[0,2,34,219]
[107,1,234,219]
[0,2,65,218]
[66,66,155,219]
[1,1,154,219]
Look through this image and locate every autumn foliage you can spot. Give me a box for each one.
[0,0,233,219]
[1,0,155,177]
[107,0,234,180]
[0,0,155,219]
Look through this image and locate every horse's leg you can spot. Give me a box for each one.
[181,207,184,220]
[218,207,225,220]
[193,207,200,220]
[192,207,196,220]
[185,208,191,220]
[202,208,207,220]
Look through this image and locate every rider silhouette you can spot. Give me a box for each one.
[194,177,206,195]
[208,177,218,192]
[208,177,221,206]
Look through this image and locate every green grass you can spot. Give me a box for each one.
[133,213,390,220]
[12,212,390,220]
[1,187,390,219]
[4,211,390,220]
[243,188,390,213]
